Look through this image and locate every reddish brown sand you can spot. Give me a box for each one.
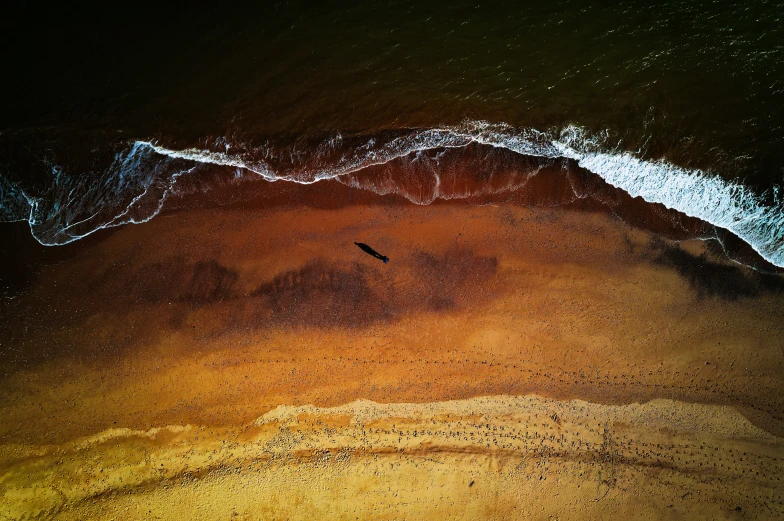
[1,180,783,519]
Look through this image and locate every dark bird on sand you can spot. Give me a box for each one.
[355,242,389,263]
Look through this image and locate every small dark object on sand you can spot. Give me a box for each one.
[355,242,389,263]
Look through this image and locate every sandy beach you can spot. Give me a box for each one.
[1,180,783,519]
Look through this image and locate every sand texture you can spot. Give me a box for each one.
[1,184,783,519]
[2,395,783,520]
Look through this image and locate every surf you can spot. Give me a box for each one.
[1,120,782,269]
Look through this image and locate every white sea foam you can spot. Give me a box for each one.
[4,121,782,268]
[140,121,784,267]
[571,151,784,267]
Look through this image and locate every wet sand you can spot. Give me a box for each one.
[1,180,783,519]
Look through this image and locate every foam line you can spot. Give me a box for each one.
[2,121,782,267]
[142,122,784,267]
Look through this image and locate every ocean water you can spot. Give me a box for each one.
[1,0,782,265]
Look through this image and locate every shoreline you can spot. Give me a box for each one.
[3,146,782,275]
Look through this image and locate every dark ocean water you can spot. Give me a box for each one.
[1,1,782,265]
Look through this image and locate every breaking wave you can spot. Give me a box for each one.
[1,120,782,268]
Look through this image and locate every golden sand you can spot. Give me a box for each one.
[1,185,783,519]
[3,395,782,520]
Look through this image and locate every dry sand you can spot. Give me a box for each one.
[3,395,782,520]
[1,182,783,519]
